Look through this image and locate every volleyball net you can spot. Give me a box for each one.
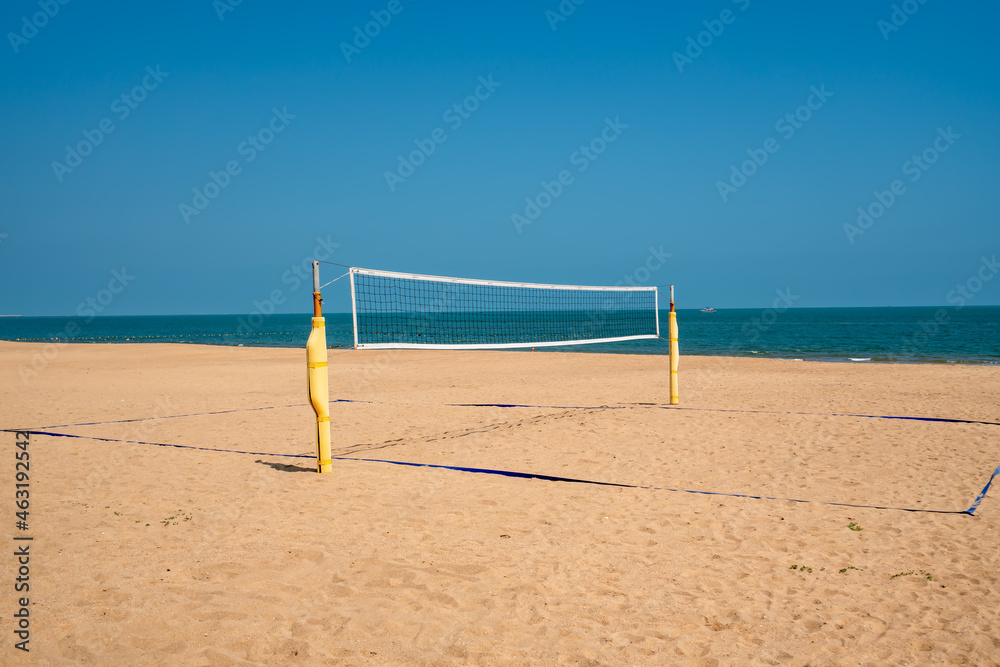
[349,267,660,349]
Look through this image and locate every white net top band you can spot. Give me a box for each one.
[350,267,656,292]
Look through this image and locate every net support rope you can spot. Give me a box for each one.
[318,271,350,290]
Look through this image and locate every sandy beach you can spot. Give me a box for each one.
[1,341,998,665]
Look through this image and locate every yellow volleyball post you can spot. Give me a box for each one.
[306,260,333,474]
[669,284,679,405]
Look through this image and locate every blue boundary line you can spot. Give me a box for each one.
[967,465,1000,514]
[448,402,1000,427]
[28,399,371,430]
[10,429,997,516]
[19,429,306,459]
[11,399,1000,432]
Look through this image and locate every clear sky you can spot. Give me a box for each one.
[1,1,998,316]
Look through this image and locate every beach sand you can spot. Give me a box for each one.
[1,341,999,665]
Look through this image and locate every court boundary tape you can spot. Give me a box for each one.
[8,429,997,517]
[12,399,1000,432]
[449,403,1000,427]
[27,399,367,430]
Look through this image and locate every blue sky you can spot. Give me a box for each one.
[1,0,998,315]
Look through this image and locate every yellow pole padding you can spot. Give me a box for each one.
[669,285,679,405]
[307,316,332,473]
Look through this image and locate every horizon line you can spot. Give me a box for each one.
[3,304,1000,319]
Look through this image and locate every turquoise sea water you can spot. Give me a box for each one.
[0,307,997,364]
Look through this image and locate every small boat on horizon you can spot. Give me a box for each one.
[699,307,716,313]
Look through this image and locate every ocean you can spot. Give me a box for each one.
[1,306,997,364]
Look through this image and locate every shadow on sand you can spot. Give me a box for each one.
[255,459,314,473]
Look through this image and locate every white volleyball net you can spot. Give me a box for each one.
[349,267,660,349]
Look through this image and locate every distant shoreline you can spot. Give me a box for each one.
[0,339,996,368]
[1,309,997,366]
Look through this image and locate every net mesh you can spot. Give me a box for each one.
[351,269,658,348]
